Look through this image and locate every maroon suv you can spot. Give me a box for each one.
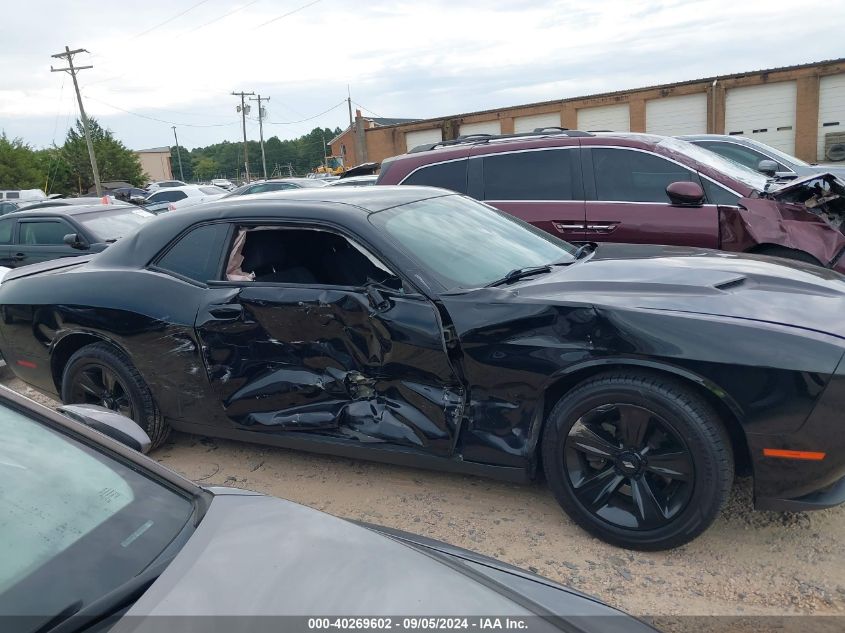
[377,130,845,273]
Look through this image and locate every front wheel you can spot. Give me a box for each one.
[61,342,170,448]
[542,371,733,550]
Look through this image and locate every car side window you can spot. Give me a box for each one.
[226,227,398,288]
[150,190,188,203]
[0,218,13,243]
[155,223,231,283]
[696,141,786,172]
[402,160,468,194]
[701,178,741,206]
[592,148,695,203]
[482,150,576,201]
[19,220,74,245]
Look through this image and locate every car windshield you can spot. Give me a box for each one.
[75,208,155,241]
[657,136,770,191]
[0,400,195,622]
[371,194,575,289]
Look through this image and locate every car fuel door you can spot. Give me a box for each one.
[195,234,465,458]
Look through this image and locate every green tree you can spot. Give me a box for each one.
[170,145,193,181]
[62,118,146,193]
[193,156,218,180]
[0,134,45,190]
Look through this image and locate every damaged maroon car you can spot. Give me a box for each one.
[377,131,845,272]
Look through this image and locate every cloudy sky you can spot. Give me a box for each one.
[2,0,844,151]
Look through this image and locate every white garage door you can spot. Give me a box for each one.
[818,74,845,161]
[459,120,501,136]
[405,128,443,152]
[513,112,561,133]
[577,103,630,132]
[725,81,796,155]
[646,93,707,136]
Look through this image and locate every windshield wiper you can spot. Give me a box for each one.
[46,560,170,633]
[486,265,552,287]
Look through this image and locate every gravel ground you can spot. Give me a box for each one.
[5,369,844,630]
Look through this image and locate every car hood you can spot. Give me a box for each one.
[124,493,651,631]
[500,243,845,340]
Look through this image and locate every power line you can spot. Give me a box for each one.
[267,100,346,125]
[353,100,385,119]
[255,0,323,28]
[82,94,238,128]
[133,0,214,39]
[183,0,263,34]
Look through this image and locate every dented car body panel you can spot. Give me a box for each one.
[196,283,464,453]
[0,188,844,511]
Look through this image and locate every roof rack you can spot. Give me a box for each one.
[408,127,594,153]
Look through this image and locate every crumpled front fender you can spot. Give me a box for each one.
[719,199,845,265]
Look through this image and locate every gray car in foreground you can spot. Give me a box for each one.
[679,134,845,181]
[0,386,655,633]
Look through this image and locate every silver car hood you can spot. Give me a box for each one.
[121,493,643,627]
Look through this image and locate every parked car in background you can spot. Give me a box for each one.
[0,203,153,267]
[326,175,378,187]
[223,178,330,197]
[145,180,188,192]
[144,185,227,212]
[679,134,845,181]
[377,130,845,272]
[3,187,845,550]
[0,201,26,215]
[210,178,235,190]
[0,189,47,204]
[0,386,656,632]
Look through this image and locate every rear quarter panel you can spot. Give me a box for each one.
[0,266,224,425]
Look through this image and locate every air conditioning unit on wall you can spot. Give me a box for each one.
[824,132,845,162]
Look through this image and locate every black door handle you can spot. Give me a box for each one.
[208,304,243,320]
[13,253,26,261]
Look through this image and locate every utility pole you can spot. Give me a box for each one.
[51,46,102,197]
[232,90,254,182]
[347,85,353,128]
[171,126,185,181]
[249,94,270,180]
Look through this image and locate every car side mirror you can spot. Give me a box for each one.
[58,403,152,453]
[666,181,705,207]
[757,159,779,177]
[63,233,89,250]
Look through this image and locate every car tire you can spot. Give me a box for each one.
[61,342,170,448]
[754,245,822,267]
[542,371,733,550]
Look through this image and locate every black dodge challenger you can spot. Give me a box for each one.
[0,186,843,550]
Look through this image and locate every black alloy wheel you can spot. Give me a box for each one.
[68,362,134,418]
[564,404,694,531]
[62,342,170,448]
[542,371,733,550]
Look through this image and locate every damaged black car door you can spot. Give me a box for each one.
[195,224,465,457]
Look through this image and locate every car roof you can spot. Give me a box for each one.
[95,186,453,269]
[8,202,136,216]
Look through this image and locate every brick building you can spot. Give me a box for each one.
[330,58,845,165]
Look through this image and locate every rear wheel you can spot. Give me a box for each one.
[61,342,170,448]
[542,371,733,550]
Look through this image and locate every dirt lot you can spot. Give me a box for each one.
[5,368,844,626]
